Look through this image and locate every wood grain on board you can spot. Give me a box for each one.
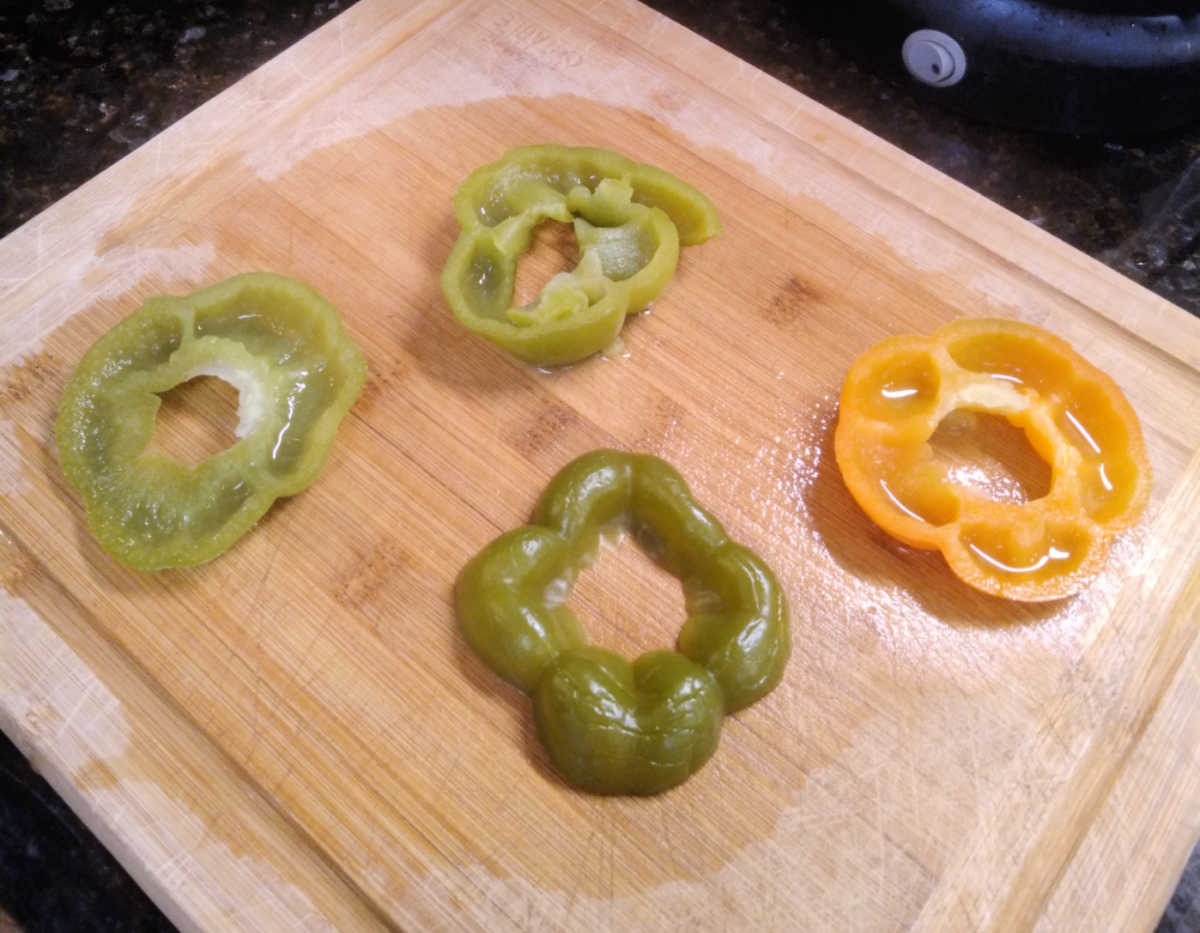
[2,0,1199,929]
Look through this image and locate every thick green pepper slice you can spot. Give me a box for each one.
[56,273,367,570]
[441,145,721,367]
[456,450,789,795]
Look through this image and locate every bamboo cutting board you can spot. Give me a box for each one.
[2,0,1199,929]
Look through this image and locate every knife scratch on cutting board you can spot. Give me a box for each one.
[248,542,282,619]
[2,242,217,372]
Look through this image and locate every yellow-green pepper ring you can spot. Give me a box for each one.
[441,145,721,367]
[455,450,790,795]
[452,144,721,246]
[56,273,367,570]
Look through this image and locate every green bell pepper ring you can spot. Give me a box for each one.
[56,272,367,571]
[456,450,789,795]
[441,145,721,367]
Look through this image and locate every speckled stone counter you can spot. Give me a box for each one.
[1,2,1198,931]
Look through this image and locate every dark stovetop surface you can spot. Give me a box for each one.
[2,2,1198,931]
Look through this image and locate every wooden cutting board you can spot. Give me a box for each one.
[2,1,1199,929]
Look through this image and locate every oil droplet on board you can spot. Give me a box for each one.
[600,335,629,360]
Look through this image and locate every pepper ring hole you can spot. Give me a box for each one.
[568,528,688,659]
[153,375,241,467]
[930,409,1052,504]
[513,220,580,308]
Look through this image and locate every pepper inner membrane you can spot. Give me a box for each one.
[854,349,941,423]
[946,332,1075,394]
[194,287,321,364]
[152,375,241,467]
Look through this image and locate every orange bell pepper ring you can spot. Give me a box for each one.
[834,318,1151,601]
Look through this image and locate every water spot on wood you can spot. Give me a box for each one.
[632,394,686,455]
[336,537,412,611]
[353,361,408,417]
[512,401,580,459]
[763,274,822,327]
[0,350,64,417]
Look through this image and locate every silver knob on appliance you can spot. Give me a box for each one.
[902,29,967,87]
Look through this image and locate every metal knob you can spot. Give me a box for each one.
[902,29,967,87]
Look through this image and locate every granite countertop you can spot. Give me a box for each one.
[1,2,1198,930]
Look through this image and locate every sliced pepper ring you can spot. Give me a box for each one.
[56,272,367,571]
[441,144,721,367]
[455,449,789,795]
[833,318,1152,601]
